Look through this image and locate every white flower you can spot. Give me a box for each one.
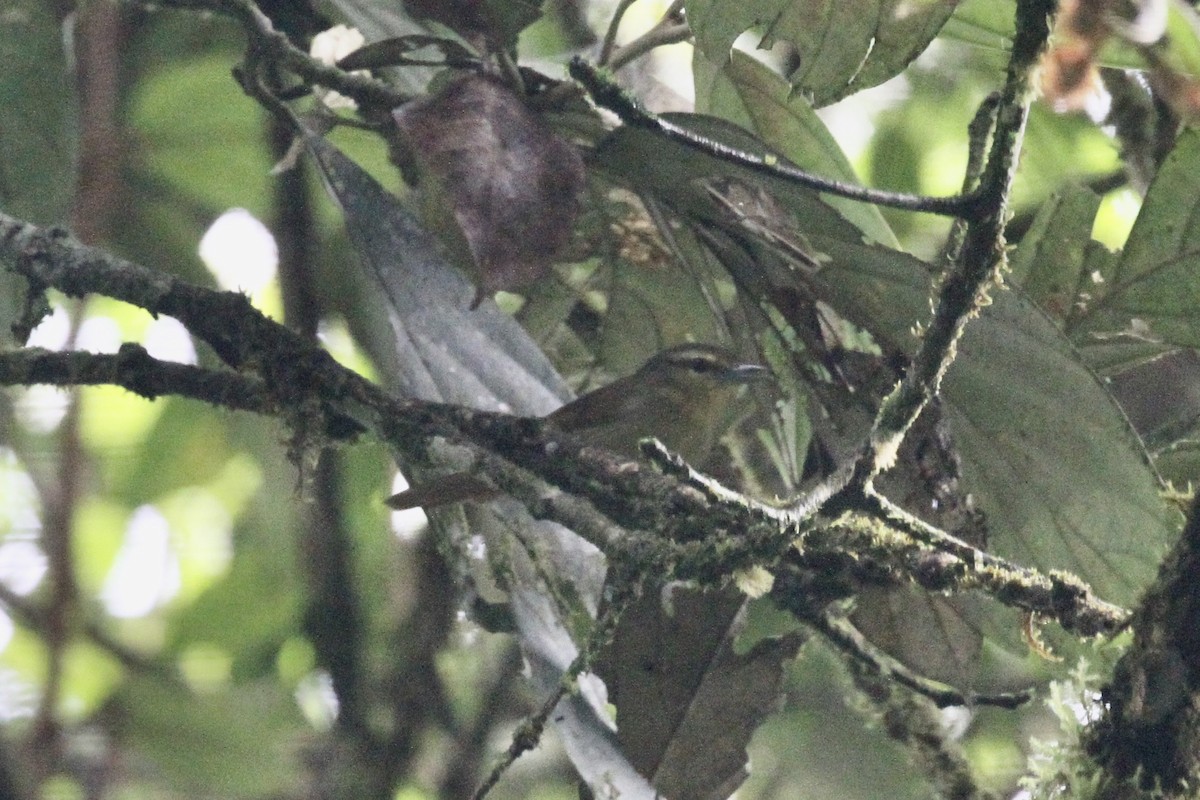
[309,25,366,111]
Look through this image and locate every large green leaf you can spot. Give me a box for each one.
[1007,135,1200,483]
[941,0,1014,50]
[686,0,959,106]
[1014,103,1121,213]
[1006,186,1174,377]
[1006,140,1200,500]
[598,588,802,799]
[1077,129,1200,349]
[945,291,1172,607]
[602,249,727,369]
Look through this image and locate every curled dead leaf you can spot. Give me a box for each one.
[393,74,585,307]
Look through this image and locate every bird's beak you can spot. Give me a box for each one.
[722,364,771,384]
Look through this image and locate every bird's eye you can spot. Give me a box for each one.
[689,357,717,373]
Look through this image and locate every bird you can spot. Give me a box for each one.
[386,343,769,510]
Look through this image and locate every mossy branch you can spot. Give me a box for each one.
[1,210,1125,643]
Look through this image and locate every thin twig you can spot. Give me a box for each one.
[941,94,1001,266]
[471,587,634,799]
[808,605,1031,709]
[803,511,1130,638]
[470,680,570,800]
[598,0,641,66]
[152,0,408,109]
[843,657,998,800]
[569,58,985,218]
[608,21,691,72]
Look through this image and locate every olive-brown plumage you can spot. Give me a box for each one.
[387,344,767,510]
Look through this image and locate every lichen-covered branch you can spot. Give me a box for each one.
[1084,490,1200,794]
[858,0,1058,490]
[846,657,998,800]
[0,210,1128,643]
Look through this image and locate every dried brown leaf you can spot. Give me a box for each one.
[393,74,584,306]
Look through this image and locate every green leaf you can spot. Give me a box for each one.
[130,53,272,216]
[1008,185,1102,318]
[1156,440,1200,487]
[686,0,959,106]
[0,1,76,343]
[597,588,802,799]
[603,263,722,368]
[1077,339,1174,377]
[115,677,305,795]
[1077,129,1200,349]
[941,0,1014,51]
[0,1,75,226]
[694,50,899,248]
[1159,6,1200,78]
[480,0,543,48]
[1005,184,1173,377]
[945,291,1174,607]
[1106,350,1200,452]
[1013,105,1120,213]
